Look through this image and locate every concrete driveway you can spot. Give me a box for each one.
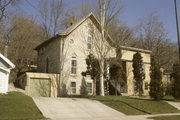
[33,97,125,120]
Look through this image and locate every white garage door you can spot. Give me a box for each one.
[0,70,8,93]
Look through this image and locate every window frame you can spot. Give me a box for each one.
[71,56,77,75]
[145,82,149,90]
[71,82,76,94]
[87,35,93,50]
[87,82,93,94]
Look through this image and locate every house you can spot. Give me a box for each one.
[0,53,15,93]
[28,13,151,97]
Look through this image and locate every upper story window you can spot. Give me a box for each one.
[71,56,77,74]
[87,36,92,50]
[40,47,45,54]
[142,64,146,79]
[142,64,145,73]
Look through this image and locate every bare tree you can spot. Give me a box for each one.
[3,13,45,82]
[0,0,19,23]
[95,0,123,28]
[136,13,175,70]
[38,0,64,38]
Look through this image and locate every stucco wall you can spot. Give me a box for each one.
[37,39,60,74]
[122,49,151,63]
[122,50,151,96]
[60,18,95,95]
[25,72,59,97]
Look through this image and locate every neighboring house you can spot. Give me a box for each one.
[0,53,15,93]
[118,46,151,96]
[32,13,152,97]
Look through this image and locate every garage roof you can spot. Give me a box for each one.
[0,53,15,70]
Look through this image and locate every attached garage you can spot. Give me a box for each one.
[0,53,15,93]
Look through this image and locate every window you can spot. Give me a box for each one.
[133,81,138,92]
[142,64,145,73]
[87,36,92,50]
[87,83,92,94]
[71,82,76,94]
[143,64,146,79]
[40,47,45,54]
[46,57,49,73]
[145,82,149,90]
[71,57,77,74]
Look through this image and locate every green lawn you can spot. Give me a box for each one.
[149,115,180,120]
[0,92,45,120]
[163,96,180,102]
[88,96,180,115]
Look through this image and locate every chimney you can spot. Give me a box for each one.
[70,16,77,26]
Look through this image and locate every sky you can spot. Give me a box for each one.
[7,0,180,43]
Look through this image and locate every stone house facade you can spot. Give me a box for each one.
[35,13,151,96]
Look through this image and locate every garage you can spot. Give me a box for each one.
[29,78,51,97]
[18,72,59,97]
[0,53,15,93]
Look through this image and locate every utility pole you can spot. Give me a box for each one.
[174,0,180,60]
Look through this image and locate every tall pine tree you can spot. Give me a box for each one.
[149,56,164,100]
[172,62,180,99]
[132,52,145,96]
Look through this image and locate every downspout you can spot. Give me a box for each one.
[59,36,65,97]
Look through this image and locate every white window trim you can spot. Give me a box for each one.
[87,35,93,50]
[87,82,93,94]
[71,56,77,75]
[71,81,76,94]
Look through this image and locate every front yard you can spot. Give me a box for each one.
[149,115,180,120]
[0,92,45,120]
[0,92,180,120]
[88,96,180,115]
[163,96,180,102]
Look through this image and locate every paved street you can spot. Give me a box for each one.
[33,97,180,120]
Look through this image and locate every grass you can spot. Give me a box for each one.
[149,115,180,120]
[0,92,45,120]
[87,96,180,115]
[163,96,180,102]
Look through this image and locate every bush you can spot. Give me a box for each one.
[172,63,180,99]
[80,78,88,95]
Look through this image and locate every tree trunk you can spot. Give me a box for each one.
[115,79,117,96]
[93,78,96,95]
[100,73,105,96]
[99,0,106,96]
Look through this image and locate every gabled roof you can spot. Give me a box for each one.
[58,12,100,36]
[0,53,15,69]
[35,13,152,54]
[35,13,113,50]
